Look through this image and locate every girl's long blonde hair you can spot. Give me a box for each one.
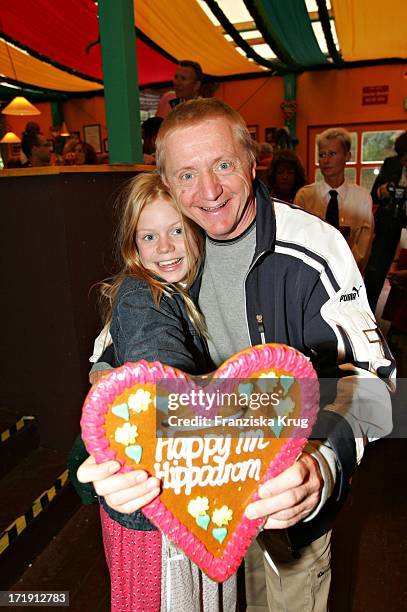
[100,172,206,335]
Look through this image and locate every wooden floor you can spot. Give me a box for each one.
[8,436,407,612]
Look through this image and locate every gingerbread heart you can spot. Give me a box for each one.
[81,343,319,582]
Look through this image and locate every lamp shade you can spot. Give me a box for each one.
[2,96,41,116]
[60,121,70,136]
[0,131,21,144]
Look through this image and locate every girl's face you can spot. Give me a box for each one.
[135,196,194,283]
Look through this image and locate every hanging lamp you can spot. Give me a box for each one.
[0,131,21,143]
[2,96,41,116]
[60,121,70,136]
[0,36,41,116]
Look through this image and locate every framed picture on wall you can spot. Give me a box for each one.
[104,138,109,153]
[265,127,277,145]
[247,125,259,141]
[83,124,102,153]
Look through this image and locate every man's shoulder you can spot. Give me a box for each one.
[344,181,372,203]
[274,200,351,269]
[295,182,319,198]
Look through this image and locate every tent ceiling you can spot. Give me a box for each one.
[0,0,405,97]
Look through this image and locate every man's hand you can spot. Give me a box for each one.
[77,455,161,514]
[89,370,110,385]
[377,182,390,200]
[245,453,323,529]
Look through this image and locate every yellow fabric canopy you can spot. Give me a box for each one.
[0,40,103,92]
[332,0,407,61]
[133,0,263,76]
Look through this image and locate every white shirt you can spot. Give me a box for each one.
[294,180,374,272]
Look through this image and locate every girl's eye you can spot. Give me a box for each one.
[173,227,183,236]
[142,234,155,241]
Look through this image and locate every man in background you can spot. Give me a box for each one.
[156,60,203,118]
[364,131,407,311]
[295,128,374,273]
[141,116,163,164]
[22,133,51,167]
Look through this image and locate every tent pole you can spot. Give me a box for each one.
[98,0,142,164]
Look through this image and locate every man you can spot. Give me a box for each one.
[79,100,393,610]
[295,128,374,273]
[22,132,51,167]
[364,131,407,311]
[141,116,163,164]
[156,60,203,119]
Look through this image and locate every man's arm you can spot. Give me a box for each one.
[246,224,394,529]
[348,190,374,273]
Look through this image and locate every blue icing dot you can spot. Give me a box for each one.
[156,393,169,414]
[196,514,210,530]
[125,445,143,463]
[112,403,129,420]
[212,527,228,544]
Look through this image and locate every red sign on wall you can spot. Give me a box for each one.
[362,85,389,105]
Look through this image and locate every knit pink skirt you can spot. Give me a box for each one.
[100,506,162,611]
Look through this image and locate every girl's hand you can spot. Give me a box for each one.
[77,455,161,513]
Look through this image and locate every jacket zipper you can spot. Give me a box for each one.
[244,250,267,346]
[256,314,266,344]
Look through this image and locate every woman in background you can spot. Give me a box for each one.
[267,150,307,203]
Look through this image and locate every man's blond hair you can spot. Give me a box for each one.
[155,98,257,178]
[317,127,351,154]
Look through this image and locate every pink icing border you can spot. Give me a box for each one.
[81,344,319,582]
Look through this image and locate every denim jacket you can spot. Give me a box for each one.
[72,275,213,530]
[110,276,212,375]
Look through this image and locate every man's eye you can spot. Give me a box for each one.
[180,172,194,182]
[217,161,233,171]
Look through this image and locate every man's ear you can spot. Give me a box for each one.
[193,80,202,96]
[345,150,352,163]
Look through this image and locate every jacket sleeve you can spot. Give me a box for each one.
[113,286,199,372]
[370,157,400,204]
[303,226,394,496]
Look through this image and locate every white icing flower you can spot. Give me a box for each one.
[258,371,278,392]
[212,505,233,527]
[187,496,209,518]
[115,422,138,445]
[128,388,152,413]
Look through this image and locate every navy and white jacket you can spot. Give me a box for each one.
[191,179,394,549]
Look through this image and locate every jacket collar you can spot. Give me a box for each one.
[253,178,277,257]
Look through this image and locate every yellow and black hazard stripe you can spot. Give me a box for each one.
[0,469,69,555]
[0,417,26,443]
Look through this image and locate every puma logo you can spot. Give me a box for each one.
[340,285,362,302]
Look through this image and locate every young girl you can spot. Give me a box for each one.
[81,173,236,611]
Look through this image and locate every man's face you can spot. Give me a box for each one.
[318,138,350,185]
[173,66,200,100]
[32,136,51,165]
[164,117,256,240]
